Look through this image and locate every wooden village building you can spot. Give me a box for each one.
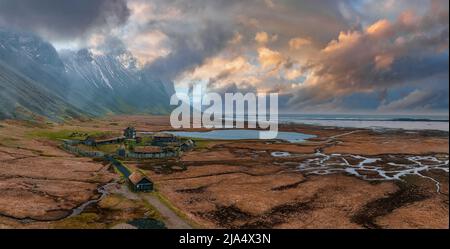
[128,172,153,192]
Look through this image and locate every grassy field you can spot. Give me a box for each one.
[96,144,122,154]
[28,129,116,141]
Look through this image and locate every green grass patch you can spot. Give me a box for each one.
[28,129,87,141]
[190,138,215,149]
[96,144,121,154]
[27,129,115,141]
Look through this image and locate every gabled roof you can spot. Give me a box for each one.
[128,172,152,185]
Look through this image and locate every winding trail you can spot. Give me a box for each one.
[329,130,362,139]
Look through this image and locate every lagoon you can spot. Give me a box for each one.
[164,129,315,143]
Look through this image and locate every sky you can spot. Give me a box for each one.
[0,0,448,114]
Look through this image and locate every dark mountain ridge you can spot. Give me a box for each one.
[0,28,175,121]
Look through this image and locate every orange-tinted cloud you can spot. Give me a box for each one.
[289,37,312,50]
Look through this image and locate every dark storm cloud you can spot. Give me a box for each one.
[136,0,354,79]
[377,72,449,112]
[1,0,447,113]
[146,22,233,81]
[0,0,130,40]
[99,36,128,56]
[288,0,449,112]
[138,0,236,82]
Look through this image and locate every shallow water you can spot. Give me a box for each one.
[274,152,449,193]
[271,152,292,157]
[69,182,116,217]
[164,129,315,143]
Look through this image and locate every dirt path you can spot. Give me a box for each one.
[330,130,362,139]
[117,184,191,229]
[142,195,192,229]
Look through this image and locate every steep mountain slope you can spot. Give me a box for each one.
[0,61,83,120]
[0,29,175,120]
[0,29,68,96]
[61,49,174,115]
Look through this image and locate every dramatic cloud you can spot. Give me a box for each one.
[0,0,130,40]
[289,37,312,50]
[288,0,449,112]
[0,0,448,113]
[255,32,278,44]
[379,89,442,112]
[377,72,449,112]
[258,47,284,70]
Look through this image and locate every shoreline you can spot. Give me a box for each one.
[280,120,450,132]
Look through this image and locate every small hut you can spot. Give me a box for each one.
[128,172,153,192]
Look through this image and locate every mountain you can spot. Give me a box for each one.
[0,29,68,96]
[0,28,175,121]
[61,49,174,115]
[0,60,84,121]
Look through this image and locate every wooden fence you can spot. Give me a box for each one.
[61,143,105,158]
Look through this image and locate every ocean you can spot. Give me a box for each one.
[277,114,449,131]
